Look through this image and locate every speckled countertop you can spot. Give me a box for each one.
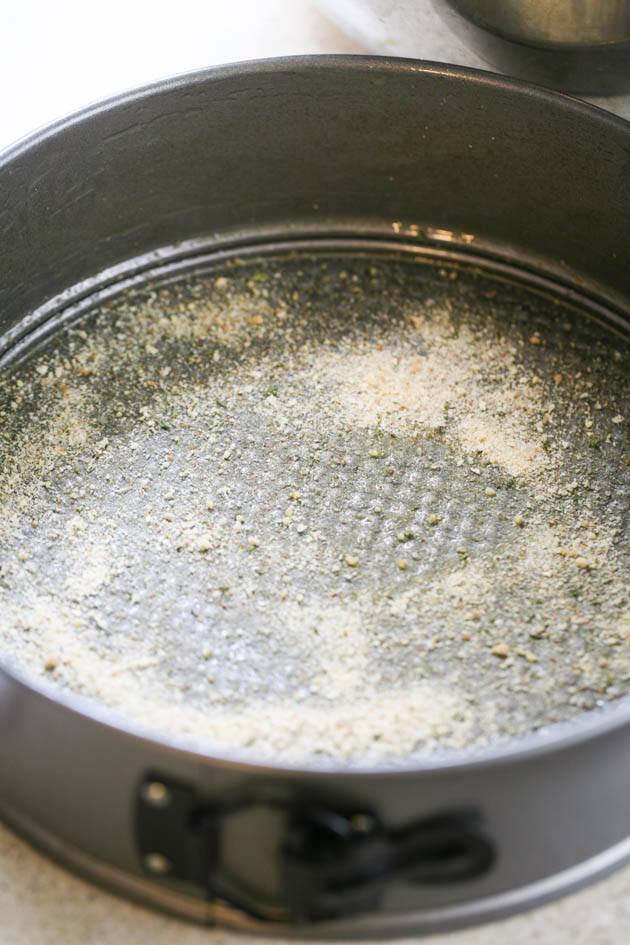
[1,1,629,942]
[2,820,630,945]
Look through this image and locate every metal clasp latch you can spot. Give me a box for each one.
[136,774,494,925]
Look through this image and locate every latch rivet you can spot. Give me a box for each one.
[141,781,171,808]
[350,813,376,833]
[144,851,172,875]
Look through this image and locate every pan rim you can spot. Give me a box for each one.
[2,53,630,168]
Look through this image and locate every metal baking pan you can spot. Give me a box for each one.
[0,56,629,937]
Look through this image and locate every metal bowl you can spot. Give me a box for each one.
[0,57,629,937]
[432,0,630,93]
[316,0,630,93]
[440,0,630,45]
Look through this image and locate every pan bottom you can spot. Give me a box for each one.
[0,246,627,768]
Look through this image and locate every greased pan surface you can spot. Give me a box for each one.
[0,253,627,767]
[0,57,628,936]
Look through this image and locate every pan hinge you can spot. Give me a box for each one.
[135,774,494,924]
